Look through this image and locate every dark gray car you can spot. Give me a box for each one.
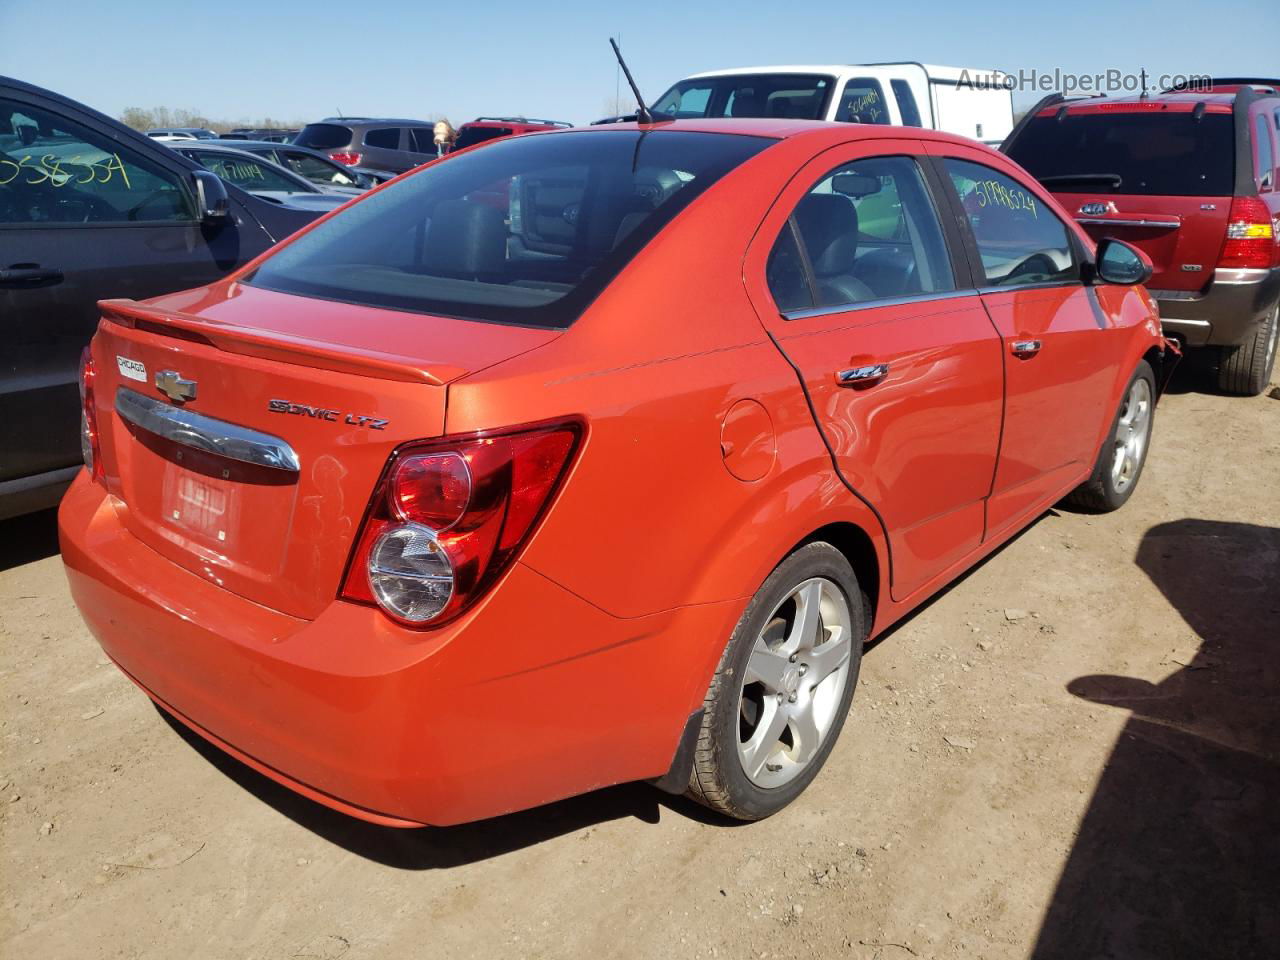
[293,117,439,175]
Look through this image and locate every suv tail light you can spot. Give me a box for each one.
[78,346,105,485]
[1218,196,1278,269]
[330,151,362,166]
[341,420,583,627]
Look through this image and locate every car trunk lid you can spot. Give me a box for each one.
[92,283,560,619]
[1056,192,1231,291]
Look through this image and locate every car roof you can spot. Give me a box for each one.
[221,139,318,152]
[682,63,1002,80]
[311,117,434,126]
[553,117,990,149]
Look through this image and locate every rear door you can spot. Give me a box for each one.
[1006,108,1237,292]
[0,87,274,490]
[745,140,1004,602]
[929,145,1123,535]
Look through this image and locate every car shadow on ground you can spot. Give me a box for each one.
[0,509,61,572]
[1030,518,1280,959]
[157,707,739,870]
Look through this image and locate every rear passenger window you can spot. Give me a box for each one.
[891,80,922,127]
[409,128,438,154]
[364,127,401,149]
[1256,115,1275,189]
[766,155,954,312]
[766,224,813,312]
[0,99,193,225]
[835,79,889,124]
[944,159,1077,288]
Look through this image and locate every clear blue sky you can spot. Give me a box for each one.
[2,0,1271,126]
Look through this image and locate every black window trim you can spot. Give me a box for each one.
[772,152,979,321]
[925,154,1089,293]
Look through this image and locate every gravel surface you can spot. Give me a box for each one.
[2,360,1276,960]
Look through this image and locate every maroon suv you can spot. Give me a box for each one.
[1005,78,1280,395]
[452,116,571,152]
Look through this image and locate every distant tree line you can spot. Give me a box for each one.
[118,106,309,133]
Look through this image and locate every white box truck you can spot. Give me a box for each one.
[648,62,1014,143]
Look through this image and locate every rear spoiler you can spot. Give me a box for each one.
[98,299,467,386]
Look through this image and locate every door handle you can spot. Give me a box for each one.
[0,264,64,288]
[836,362,890,385]
[1010,339,1042,357]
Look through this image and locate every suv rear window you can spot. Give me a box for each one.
[455,126,512,150]
[247,131,772,327]
[1008,113,1235,197]
[294,123,353,150]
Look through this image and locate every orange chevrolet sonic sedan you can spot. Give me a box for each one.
[60,119,1171,826]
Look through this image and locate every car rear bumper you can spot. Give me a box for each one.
[58,472,735,826]
[1155,267,1280,347]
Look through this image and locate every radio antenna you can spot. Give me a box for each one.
[609,37,656,124]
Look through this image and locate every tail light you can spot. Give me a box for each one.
[341,420,583,627]
[1218,196,1278,269]
[330,151,362,166]
[78,346,105,485]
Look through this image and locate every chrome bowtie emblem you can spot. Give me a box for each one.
[154,370,197,403]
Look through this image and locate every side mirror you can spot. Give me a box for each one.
[1093,238,1153,286]
[192,169,230,221]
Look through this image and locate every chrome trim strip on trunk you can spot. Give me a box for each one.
[115,388,301,473]
[1074,217,1181,228]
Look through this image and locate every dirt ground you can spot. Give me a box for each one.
[2,358,1277,960]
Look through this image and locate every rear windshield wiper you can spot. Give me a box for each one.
[1038,173,1123,188]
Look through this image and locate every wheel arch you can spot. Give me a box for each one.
[796,521,881,640]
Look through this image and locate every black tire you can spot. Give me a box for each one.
[686,542,865,820]
[1067,360,1157,513]
[1218,302,1279,397]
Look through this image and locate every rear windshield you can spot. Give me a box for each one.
[1008,113,1235,196]
[455,126,512,150]
[246,130,772,327]
[294,123,353,150]
[652,74,834,121]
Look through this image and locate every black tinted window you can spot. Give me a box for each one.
[653,74,833,120]
[1008,113,1235,196]
[409,128,438,153]
[363,127,401,149]
[247,131,771,327]
[891,80,922,127]
[455,127,511,150]
[946,159,1077,287]
[0,99,193,224]
[766,224,813,312]
[294,123,353,150]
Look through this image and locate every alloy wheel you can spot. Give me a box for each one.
[1111,377,1152,494]
[736,577,853,788]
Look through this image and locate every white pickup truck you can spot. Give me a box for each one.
[648,62,1014,143]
